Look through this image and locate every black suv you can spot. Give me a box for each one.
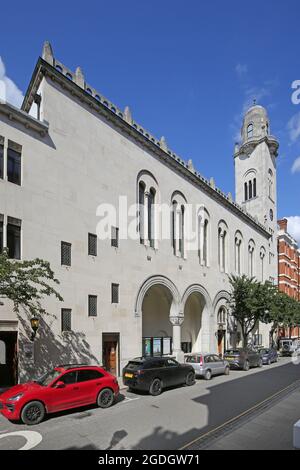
[223,348,263,371]
[123,357,195,396]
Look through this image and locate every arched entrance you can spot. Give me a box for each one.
[142,284,173,356]
[135,276,181,358]
[182,293,203,353]
[181,285,213,353]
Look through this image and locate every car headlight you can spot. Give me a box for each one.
[7,393,24,402]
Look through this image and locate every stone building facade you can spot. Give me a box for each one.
[0,43,278,385]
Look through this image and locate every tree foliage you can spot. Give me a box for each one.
[228,274,300,347]
[0,249,63,316]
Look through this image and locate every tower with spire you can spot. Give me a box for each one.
[234,103,279,280]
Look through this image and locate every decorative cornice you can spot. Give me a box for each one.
[21,56,270,238]
[0,100,48,137]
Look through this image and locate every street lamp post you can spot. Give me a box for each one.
[30,316,40,341]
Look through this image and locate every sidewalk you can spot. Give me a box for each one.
[204,387,300,450]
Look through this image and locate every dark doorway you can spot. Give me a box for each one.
[102,333,119,377]
[0,331,18,387]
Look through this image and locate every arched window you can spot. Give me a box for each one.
[218,221,228,272]
[247,123,254,138]
[218,307,227,325]
[244,182,248,201]
[235,232,243,275]
[137,171,159,248]
[249,180,253,199]
[138,181,145,244]
[260,247,266,282]
[198,208,210,267]
[171,192,187,258]
[268,169,273,200]
[253,178,257,198]
[203,219,209,266]
[148,188,156,248]
[0,340,6,364]
[248,240,255,277]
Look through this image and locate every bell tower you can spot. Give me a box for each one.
[234,103,279,281]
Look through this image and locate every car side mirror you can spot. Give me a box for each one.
[54,381,65,389]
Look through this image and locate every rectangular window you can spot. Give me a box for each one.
[61,241,71,266]
[0,137,4,179]
[7,141,21,185]
[111,226,119,248]
[0,214,3,253]
[88,295,97,317]
[7,217,21,259]
[111,283,119,304]
[88,233,97,256]
[61,309,72,332]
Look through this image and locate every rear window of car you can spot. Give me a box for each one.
[260,349,269,354]
[225,350,240,355]
[125,361,143,370]
[185,356,200,363]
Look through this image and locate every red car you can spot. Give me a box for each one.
[0,364,119,425]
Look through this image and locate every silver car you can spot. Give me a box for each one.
[185,353,230,380]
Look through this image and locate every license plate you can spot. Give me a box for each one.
[124,373,133,378]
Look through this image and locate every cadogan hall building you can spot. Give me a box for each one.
[0,43,278,385]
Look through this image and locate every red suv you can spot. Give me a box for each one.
[0,364,119,425]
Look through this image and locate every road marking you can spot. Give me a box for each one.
[121,397,140,404]
[180,378,300,450]
[0,431,42,450]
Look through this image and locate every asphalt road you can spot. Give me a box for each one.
[0,357,299,450]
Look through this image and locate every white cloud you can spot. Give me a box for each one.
[0,56,24,108]
[235,63,248,79]
[287,112,300,144]
[291,156,300,173]
[286,216,300,244]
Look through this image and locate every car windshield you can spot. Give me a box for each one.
[186,356,199,363]
[260,349,269,354]
[35,369,62,386]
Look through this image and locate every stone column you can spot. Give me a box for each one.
[170,315,184,362]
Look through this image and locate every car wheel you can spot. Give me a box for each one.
[149,378,162,396]
[204,370,212,381]
[21,401,45,426]
[97,388,114,408]
[243,361,250,371]
[224,366,230,376]
[185,371,195,386]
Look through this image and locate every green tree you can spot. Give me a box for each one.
[0,249,63,318]
[228,275,274,347]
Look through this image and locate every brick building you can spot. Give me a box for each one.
[278,218,300,338]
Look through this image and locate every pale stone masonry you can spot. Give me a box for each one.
[0,42,278,383]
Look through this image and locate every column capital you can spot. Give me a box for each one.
[170,315,184,326]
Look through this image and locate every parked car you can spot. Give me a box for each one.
[223,348,263,371]
[257,348,278,365]
[122,357,195,396]
[0,364,119,425]
[279,338,300,357]
[184,353,230,380]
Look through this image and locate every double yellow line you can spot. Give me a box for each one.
[180,379,300,450]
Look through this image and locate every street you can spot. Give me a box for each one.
[0,357,299,450]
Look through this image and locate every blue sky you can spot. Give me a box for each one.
[1,1,300,240]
